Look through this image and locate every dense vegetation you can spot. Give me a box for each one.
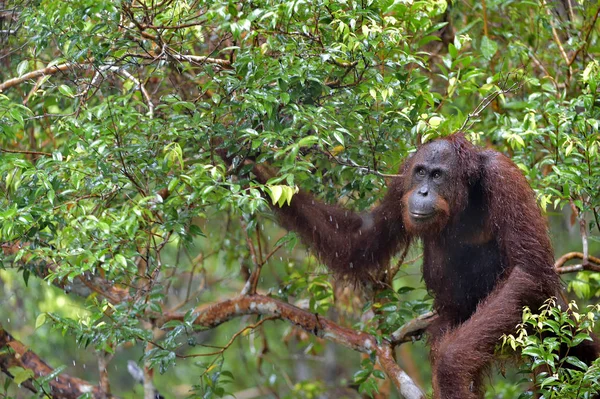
[0,0,599,398]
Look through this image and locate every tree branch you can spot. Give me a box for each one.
[0,53,231,94]
[555,251,600,273]
[161,294,425,399]
[458,80,522,133]
[568,5,600,65]
[0,324,114,399]
[0,63,86,92]
[390,312,437,344]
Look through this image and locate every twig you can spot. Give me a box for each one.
[481,0,489,38]
[85,65,155,118]
[261,238,287,265]
[0,148,51,157]
[568,198,590,266]
[240,219,261,295]
[568,6,600,66]
[183,317,277,357]
[458,80,522,133]
[541,0,573,77]
[142,52,232,68]
[143,343,156,399]
[322,148,402,178]
[387,244,411,286]
[97,351,113,394]
[580,215,589,265]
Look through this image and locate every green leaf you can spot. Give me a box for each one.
[480,36,498,60]
[17,60,29,76]
[115,254,128,269]
[332,130,345,146]
[58,84,75,98]
[7,367,33,386]
[372,370,386,379]
[35,313,46,329]
[267,185,283,205]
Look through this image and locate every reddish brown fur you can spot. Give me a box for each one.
[250,134,599,398]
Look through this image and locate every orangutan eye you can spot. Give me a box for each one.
[432,170,442,179]
[416,168,426,177]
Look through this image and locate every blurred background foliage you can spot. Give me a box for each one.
[0,0,599,397]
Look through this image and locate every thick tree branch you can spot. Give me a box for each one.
[390,312,437,344]
[0,324,114,399]
[161,294,425,399]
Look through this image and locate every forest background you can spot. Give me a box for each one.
[0,0,600,398]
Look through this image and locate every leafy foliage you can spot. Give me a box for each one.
[0,0,599,398]
[502,300,600,399]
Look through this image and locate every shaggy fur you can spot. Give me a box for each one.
[251,134,599,398]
